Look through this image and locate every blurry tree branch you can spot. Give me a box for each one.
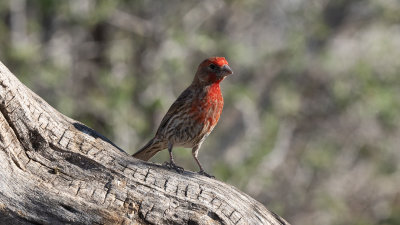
[246,120,296,196]
[108,10,154,36]
[0,60,289,225]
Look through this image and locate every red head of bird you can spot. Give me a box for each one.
[194,57,233,85]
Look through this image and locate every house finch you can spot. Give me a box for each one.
[133,57,233,177]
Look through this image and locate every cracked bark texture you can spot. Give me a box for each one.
[0,60,289,225]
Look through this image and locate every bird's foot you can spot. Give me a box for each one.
[198,170,215,178]
[163,161,184,173]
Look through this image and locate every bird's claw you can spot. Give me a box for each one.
[198,170,215,178]
[163,161,184,173]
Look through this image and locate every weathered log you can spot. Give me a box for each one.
[0,60,289,225]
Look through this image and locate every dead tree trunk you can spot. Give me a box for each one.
[0,60,289,225]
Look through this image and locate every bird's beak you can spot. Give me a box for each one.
[222,64,233,76]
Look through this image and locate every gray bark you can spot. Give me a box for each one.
[0,60,289,225]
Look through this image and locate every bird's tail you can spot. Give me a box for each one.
[133,138,166,161]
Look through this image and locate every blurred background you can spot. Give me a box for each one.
[1,0,400,224]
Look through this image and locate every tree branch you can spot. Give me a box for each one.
[0,60,289,225]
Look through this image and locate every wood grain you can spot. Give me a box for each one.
[0,60,289,225]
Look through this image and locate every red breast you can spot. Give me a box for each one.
[190,82,224,132]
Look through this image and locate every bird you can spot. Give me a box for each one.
[133,57,233,177]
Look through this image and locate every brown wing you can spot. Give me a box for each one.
[155,86,193,137]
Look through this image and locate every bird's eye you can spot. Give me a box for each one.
[209,64,217,70]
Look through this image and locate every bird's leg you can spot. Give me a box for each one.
[163,142,184,173]
[192,145,214,178]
